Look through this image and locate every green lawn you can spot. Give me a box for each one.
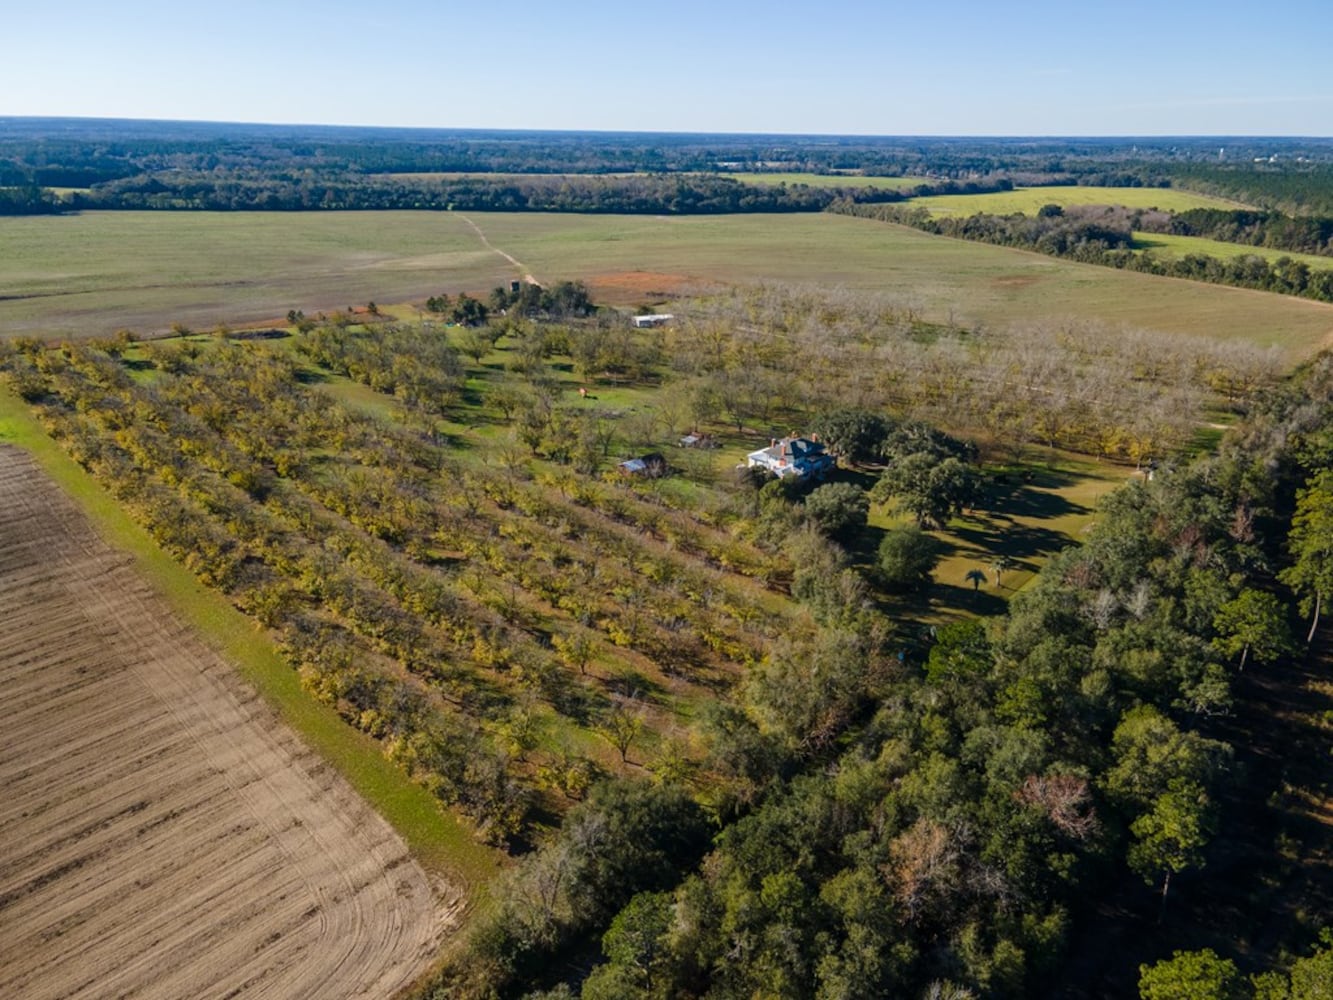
[868,455,1127,621]
[4,211,1331,361]
[0,387,505,898]
[911,185,1245,217]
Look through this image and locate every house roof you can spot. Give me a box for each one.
[748,437,827,464]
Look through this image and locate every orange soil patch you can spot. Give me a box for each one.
[0,446,457,999]
[990,274,1044,290]
[584,269,704,305]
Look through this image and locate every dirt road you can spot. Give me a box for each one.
[457,213,539,285]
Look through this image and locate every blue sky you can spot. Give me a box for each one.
[5,0,1330,135]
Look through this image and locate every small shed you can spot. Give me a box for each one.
[617,453,669,478]
[632,313,674,329]
[678,432,716,449]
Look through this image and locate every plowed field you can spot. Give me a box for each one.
[0,445,452,999]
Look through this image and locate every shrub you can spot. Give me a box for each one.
[877,524,940,592]
[803,482,869,541]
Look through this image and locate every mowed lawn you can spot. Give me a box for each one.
[911,185,1245,216]
[898,458,1130,621]
[3,210,1332,360]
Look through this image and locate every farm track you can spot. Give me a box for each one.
[457,213,538,285]
[0,445,456,999]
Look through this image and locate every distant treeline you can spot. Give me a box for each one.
[56,172,1019,214]
[0,156,136,189]
[0,185,65,215]
[7,119,1333,228]
[0,171,1177,217]
[68,173,838,213]
[5,119,1333,208]
[1142,207,1333,257]
[1171,163,1333,216]
[833,200,1333,303]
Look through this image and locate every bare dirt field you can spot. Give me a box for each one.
[0,445,455,999]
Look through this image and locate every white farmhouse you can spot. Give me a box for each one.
[746,436,834,480]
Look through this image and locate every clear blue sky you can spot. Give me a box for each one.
[5,0,1330,135]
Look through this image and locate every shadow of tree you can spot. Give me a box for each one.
[980,469,1092,520]
[929,582,1009,617]
[600,666,667,706]
[950,518,1073,562]
[828,467,880,491]
[292,365,330,384]
[875,580,1008,624]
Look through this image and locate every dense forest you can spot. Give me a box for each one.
[0,183,63,215]
[1167,163,1333,217]
[4,169,1011,215]
[59,172,877,214]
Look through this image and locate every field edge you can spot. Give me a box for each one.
[0,386,505,898]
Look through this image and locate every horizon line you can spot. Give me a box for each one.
[2,114,1332,143]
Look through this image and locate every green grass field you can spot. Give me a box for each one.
[1134,231,1333,270]
[910,185,1245,216]
[0,387,505,896]
[3,211,1331,360]
[732,172,924,189]
[0,211,510,339]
